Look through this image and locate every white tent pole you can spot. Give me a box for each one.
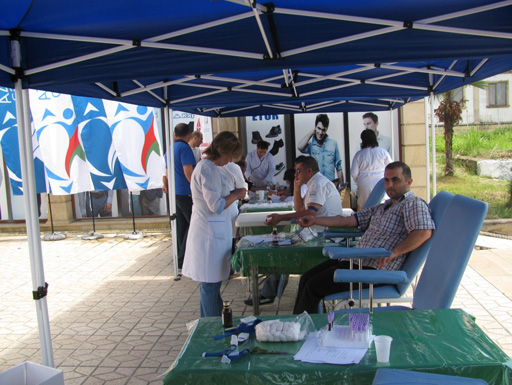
[420,0,512,23]
[0,62,15,75]
[164,106,179,279]
[12,38,54,366]
[425,97,431,202]
[389,107,395,160]
[430,91,437,196]
[249,1,274,59]
[471,58,488,76]
[282,26,400,57]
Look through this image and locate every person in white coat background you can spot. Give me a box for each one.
[182,131,246,317]
[351,129,393,210]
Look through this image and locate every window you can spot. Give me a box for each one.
[488,81,508,107]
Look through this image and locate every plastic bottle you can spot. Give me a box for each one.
[222,301,233,328]
[272,227,279,244]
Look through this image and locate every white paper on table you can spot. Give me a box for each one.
[242,235,273,244]
[294,332,368,365]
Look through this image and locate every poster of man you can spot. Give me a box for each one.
[347,110,399,195]
[294,113,345,184]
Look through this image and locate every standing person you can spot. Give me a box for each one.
[297,114,343,184]
[351,129,392,210]
[182,132,246,317]
[188,130,203,163]
[293,161,435,314]
[245,140,276,187]
[362,112,392,154]
[165,123,196,269]
[82,190,113,217]
[139,188,163,215]
[244,156,342,306]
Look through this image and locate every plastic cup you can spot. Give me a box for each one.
[258,190,265,201]
[374,335,393,363]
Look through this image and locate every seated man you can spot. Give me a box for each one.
[244,156,343,306]
[294,161,435,314]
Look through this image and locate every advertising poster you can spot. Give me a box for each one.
[347,110,399,195]
[293,113,345,184]
[245,115,286,186]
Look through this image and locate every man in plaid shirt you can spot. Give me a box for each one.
[293,161,435,314]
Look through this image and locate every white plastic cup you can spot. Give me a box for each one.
[374,335,393,363]
[258,190,265,201]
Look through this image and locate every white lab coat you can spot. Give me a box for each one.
[182,159,236,283]
[351,146,392,209]
[219,162,248,234]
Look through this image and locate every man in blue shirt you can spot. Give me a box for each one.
[297,114,344,184]
[164,123,196,269]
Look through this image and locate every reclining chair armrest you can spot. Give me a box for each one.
[333,270,409,285]
[323,247,392,259]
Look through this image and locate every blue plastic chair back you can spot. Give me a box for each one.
[412,194,488,310]
[362,178,386,210]
[373,369,489,384]
[395,190,454,296]
[323,191,454,305]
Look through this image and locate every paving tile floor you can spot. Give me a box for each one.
[0,232,512,384]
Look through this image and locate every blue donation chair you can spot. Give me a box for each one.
[328,193,488,313]
[321,178,388,309]
[372,368,488,384]
[320,190,454,312]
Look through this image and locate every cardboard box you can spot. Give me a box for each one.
[0,362,64,385]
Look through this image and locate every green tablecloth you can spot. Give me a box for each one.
[231,237,334,276]
[238,224,295,236]
[163,309,512,385]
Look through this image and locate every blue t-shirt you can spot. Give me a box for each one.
[174,140,196,195]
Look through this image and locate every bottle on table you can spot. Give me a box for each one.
[272,227,279,245]
[222,301,233,328]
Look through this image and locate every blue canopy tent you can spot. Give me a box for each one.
[1,0,512,367]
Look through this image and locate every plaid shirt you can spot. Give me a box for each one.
[354,191,435,271]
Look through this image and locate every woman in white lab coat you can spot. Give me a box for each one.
[182,132,246,317]
[351,129,392,210]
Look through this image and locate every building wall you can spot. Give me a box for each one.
[432,70,512,126]
[400,99,428,201]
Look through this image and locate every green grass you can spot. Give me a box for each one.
[435,126,512,158]
[433,125,512,219]
[434,158,512,219]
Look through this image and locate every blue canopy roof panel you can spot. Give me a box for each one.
[1,0,512,115]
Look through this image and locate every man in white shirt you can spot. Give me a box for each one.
[244,156,342,306]
[245,140,276,187]
[188,130,203,163]
[264,156,343,229]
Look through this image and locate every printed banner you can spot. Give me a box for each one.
[0,87,48,195]
[30,90,92,195]
[104,101,165,191]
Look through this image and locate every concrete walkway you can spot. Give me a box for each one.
[0,232,512,384]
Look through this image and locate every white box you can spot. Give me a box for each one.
[0,362,64,385]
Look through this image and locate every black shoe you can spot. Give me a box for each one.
[265,125,282,138]
[251,131,263,144]
[274,162,285,176]
[269,139,284,156]
[244,295,275,306]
